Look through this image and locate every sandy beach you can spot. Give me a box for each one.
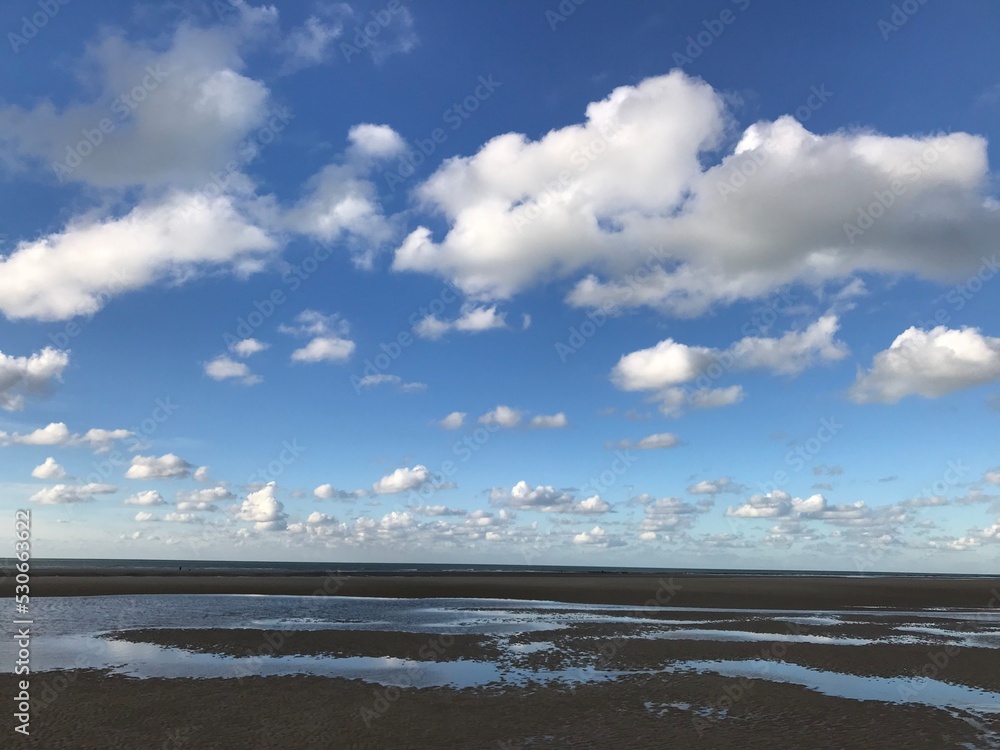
[7,570,1000,610]
[3,573,999,748]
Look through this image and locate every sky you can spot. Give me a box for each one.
[1,0,999,572]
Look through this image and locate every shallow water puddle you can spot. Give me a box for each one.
[678,659,1000,714]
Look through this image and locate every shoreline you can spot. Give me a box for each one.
[5,572,999,610]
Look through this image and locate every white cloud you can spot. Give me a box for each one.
[292,337,356,363]
[229,338,269,357]
[281,15,343,72]
[529,413,568,429]
[0,347,69,410]
[2,422,71,446]
[76,428,134,452]
[728,315,849,374]
[354,374,426,392]
[685,385,746,411]
[176,500,219,512]
[134,511,157,522]
[688,477,746,495]
[30,482,117,504]
[410,505,468,517]
[0,11,277,190]
[204,355,261,385]
[725,491,834,520]
[392,70,999,318]
[281,311,355,363]
[985,471,1000,485]
[637,495,707,532]
[340,4,418,64]
[31,457,66,480]
[125,454,193,480]
[617,432,678,450]
[313,483,365,500]
[124,490,166,506]
[850,326,1000,403]
[572,495,611,514]
[283,161,396,265]
[613,316,847,392]
[306,511,338,525]
[0,193,277,322]
[177,486,235,509]
[193,466,211,482]
[372,465,431,495]
[492,481,576,512]
[348,123,407,159]
[487,484,605,514]
[0,422,133,453]
[572,525,624,547]
[438,411,466,430]
[237,482,288,531]
[478,405,523,428]
[414,305,507,340]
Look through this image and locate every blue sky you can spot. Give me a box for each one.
[1,0,999,571]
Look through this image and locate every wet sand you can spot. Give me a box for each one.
[8,571,1000,610]
[5,667,996,749]
[6,574,1000,748]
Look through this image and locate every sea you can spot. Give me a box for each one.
[4,557,996,577]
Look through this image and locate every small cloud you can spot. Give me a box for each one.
[409,505,467,517]
[282,311,355,364]
[124,490,166,506]
[229,338,269,357]
[478,405,523,428]
[616,432,679,450]
[354,374,426,392]
[204,355,261,385]
[31,457,66,480]
[529,413,568,429]
[687,477,745,495]
[372,465,431,495]
[126,454,192,480]
[314,483,365,500]
[348,123,406,159]
[31,482,117,504]
[414,305,507,340]
[438,411,466,430]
